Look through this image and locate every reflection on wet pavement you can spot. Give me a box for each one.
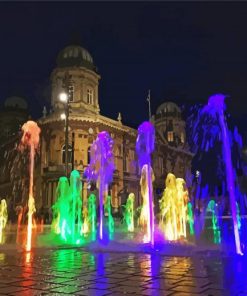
[0,249,245,295]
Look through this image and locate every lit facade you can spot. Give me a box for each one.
[0,44,193,218]
[38,45,193,213]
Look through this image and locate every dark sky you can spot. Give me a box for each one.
[0,2,247,135]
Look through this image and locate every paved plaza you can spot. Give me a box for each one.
[0,248,245,296]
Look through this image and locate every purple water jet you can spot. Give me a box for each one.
[201,94,242,255]
[136,121,155,245]
[85,131,114,240]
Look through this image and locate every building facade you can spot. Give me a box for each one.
[38,44,193,213]
[0,44,193,218]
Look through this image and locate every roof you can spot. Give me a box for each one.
[56,45,97,72]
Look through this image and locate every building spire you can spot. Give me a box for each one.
[117,112,122,124]
[147,89,151,121]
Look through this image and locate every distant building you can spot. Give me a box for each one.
[0,44,193,216]
[152,102,193,193]
[0,96,29,216]
[0,96,28,141]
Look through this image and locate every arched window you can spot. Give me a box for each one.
[62,144,73,164]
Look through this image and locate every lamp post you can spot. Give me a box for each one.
[60,92,69,178]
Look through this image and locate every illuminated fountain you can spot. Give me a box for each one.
[188,94,245,255]
[104,195,114,234]
[187,202,195,235]
[52,176,71,241]
[123,193,135,232]
[159,173,178,241]
[20,121,41,251]
[0,199,8,243]
[1,112,244,258]
[206,200,221,244]
[159,174,190,241]
[70,170,82,241]
[81,204,89,235]
[176,178,189,238]
[88,194,96,233]
[85,131,114,240]
[136,122,155,245]
[200,94,242,255]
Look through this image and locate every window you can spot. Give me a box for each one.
[159,157,164,175]
[123,154,129,172]
[167,131,174,142]
[87,146,91,164]
[62,144,72,164]
[87,88,94,104]
[118,145,122,157]
[68,84,74,102]
[181,132,185,144]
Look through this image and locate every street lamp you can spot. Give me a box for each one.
[59,92,69,177]
[59,92,68,103]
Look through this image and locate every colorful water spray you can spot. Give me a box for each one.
[187,202,195,235]
[104,195,114,234]
[236,202,241,230]
[20,121,40,251]
[201,94,243,255]
[88,193,96,233]
[206,200,221,244]
[159,173,178,241]
[52,176,71,241]
[85,131,114,240]
[123,193,135,232]
[70,170,82,241]
[81,205,89,235]
[136,121,155,245]
[176,178,189,238]
[0,199,7,243]
[159,174,190,241]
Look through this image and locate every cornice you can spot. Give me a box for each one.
[38,113,137,136]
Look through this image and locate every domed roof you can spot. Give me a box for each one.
[4,96,28,110]
[156,101,181,114]
[56,45,97,71]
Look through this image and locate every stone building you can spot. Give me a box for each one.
[38,44,193,212]
[0,44,193,216]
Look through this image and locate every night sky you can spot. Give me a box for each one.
[0,2,247,136]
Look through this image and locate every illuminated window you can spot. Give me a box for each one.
[68,84,74,102]
[181,132,185,144]
[167,131,174,142]
[62,144,72,164]
[87,88,94,104]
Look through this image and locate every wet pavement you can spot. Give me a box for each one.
[0,248,245,296]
